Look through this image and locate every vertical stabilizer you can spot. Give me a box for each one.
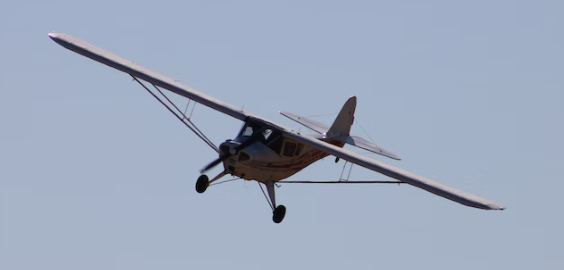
[327,96,357,137]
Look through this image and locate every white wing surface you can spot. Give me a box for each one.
[283,130,505,210]
[48,33,249,121]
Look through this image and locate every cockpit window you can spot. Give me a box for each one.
[236,121,283,154]
[262,129,273,140]
[240,122,261,137]
[242,126,254,137]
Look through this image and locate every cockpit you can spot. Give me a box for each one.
[236,120,284,155]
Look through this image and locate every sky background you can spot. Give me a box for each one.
[1,1,563,269]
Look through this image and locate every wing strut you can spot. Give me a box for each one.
[279,180,405,184]
[258,182,275,211]
[339,160,354,182]
[131,76,219,153]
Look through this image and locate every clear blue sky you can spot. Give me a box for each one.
[1,1,563,269]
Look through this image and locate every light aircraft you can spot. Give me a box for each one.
[49,33,505,223]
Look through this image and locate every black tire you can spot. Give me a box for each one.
[272,205,286,223]
[195,175,209,193]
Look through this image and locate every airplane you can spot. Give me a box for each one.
[49,33,505,223]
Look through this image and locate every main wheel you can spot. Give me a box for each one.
[272,205,286,223]
[195,175,209,193]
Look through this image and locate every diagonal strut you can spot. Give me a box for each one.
[131,75,219,153]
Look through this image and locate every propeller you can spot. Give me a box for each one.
[200,128,265,174]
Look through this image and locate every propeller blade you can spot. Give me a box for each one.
[200,154,230,173]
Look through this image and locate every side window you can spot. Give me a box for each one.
[283,142,297,157]
[267,135,283,154]
[295,144,303,156]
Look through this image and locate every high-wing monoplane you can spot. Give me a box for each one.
[49,33,505,223]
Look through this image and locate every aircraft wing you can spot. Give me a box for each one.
[283,130,505,210]
[279,111,329,134]
[48,33,249,121]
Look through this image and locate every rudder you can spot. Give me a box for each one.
[327,96,357,137]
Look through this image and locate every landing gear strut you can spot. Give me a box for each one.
[265,182,286,223]
[195,171,227,194]
[198,168,286,223]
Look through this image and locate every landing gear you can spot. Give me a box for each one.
[273,205,286,223]
[196,175,209,193]
[264,182,287,224]
[195,171,227,194]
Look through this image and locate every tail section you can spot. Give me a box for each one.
[327,96,401,160]
[281,96,401,160]
[327,96,356,137]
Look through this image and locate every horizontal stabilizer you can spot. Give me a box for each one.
[341,136,401,160]
[279,111,329,134]
[280,111,401,160]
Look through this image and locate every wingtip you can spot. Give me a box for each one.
[48,32,63,43]
[388,154,402,161]
[386,152,402,161]
[489,204,506,210]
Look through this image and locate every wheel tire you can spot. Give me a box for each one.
[195,175,209,193]
[272,205,286,224]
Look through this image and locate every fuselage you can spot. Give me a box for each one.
[219,119,344,183]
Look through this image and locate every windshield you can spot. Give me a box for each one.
[236,121,283,154]
[239,122,262,137]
